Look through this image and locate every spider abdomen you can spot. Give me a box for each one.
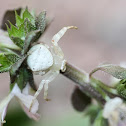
[27,44,53,72]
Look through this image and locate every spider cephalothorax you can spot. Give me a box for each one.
[27,26,77,109]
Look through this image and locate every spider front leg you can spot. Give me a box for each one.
[51,26,77,68]
[51,26,77,46]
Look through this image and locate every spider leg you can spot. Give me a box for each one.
[52,26,77,46]
[29,70,59,111]
[44,82,50,101]
[51,26,77,70]
[61,60,66,72]
[43,70,59,100]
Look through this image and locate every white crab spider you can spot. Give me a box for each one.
[27,26,77,110]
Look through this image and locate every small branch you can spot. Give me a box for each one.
[60,62,106,105]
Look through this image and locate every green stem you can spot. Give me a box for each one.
[61,62,120,104]
[61,62,107,105]
[90,80,110,101]
[90,77,118,95]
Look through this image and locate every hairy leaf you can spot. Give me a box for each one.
[0,52,20,73]
[22,30,41,55]
[4,53,20,64]
[23,8,35,26]
[11,37,24,49]
[6,8,37,49]
[15,10,23,27]
[6,8,47,52]
[16,66,33,90]
[15,8,35,27]
[35,11,46,34]
[24,19,36,34]
[90,64,126,79]
[7,22,25,41]
[10,64,36,91]
[9,56,27,87]
[10,55,26,77]
[8,9,36,38]
[116,82,126,99]
[8,19,36,49]
[7,21,19,36]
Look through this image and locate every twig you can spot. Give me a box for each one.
[60,62,106,105]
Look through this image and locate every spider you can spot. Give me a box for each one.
[26,26,77,110]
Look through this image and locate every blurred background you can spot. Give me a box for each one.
[0,0,126,125]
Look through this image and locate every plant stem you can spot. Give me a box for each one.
[60,62,106,105]
[90,77,118,95]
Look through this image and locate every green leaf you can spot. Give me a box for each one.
[4,53,20,64]
[7,21,19,37]
[6,8,48,57]
[13,22,25,39]
[15,8,36,27]
[6,8,47,51]
[17,22,26,38]
[93,111,108,126]
[116,82,126,99]
[16,66,32,90]
[10,55,26,76]
[0,52,20,73]
[7,10,37,48]
[10,56,26,87]
[90,64,126,79]
[7,18,37,49]
[0,64,11,73]
[23,8,35,26]
[7,21,25,41]
[24,19,36,34]
[15,10,23,27]
[35,11,46,34]
[22,30,41,55]
[10,65,36,91]
[11,37,24,49]
[8,9,36,38]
